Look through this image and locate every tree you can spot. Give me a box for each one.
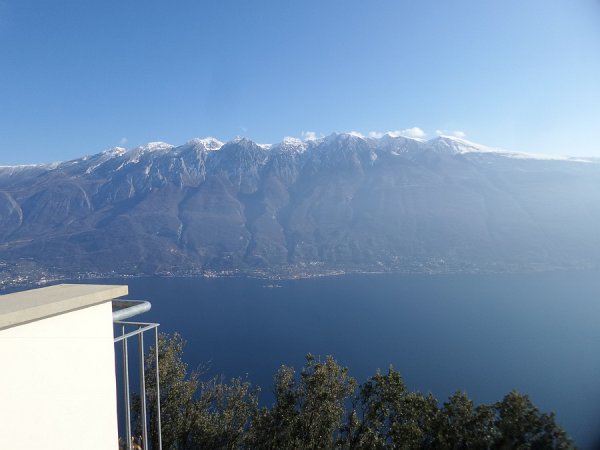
[133,333,574,449]
[344,367,439,449]
[249,354,356,449]
[436,391,498,449]
[135,333,258,450]
[494,390,573,449]
[190,376,258,449]
[344,370,573,450]
[135,333,199,449]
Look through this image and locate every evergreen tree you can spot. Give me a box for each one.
[133,333,575,450]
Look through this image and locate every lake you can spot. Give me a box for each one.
[95,272,599,447]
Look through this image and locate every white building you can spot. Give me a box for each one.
[0,284,160,450]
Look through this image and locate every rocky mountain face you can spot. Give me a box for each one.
[1,133,600,279]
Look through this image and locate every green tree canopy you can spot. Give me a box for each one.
[132,333,574,450]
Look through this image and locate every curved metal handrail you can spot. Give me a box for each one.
[112,300,151,321]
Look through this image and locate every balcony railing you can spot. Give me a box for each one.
[113,301,162,450]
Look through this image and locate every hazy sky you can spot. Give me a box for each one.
[1,0,600,164]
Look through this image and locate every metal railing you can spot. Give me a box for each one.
[114,301,162,450]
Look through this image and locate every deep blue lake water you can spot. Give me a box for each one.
[84,272,600,447]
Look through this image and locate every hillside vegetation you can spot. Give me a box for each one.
[132,333,573,449]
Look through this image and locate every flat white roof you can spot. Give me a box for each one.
[0,284,128,330]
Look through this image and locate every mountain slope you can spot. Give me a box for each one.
[1,133,599,280]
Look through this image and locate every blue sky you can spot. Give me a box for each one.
[1,0,599,164]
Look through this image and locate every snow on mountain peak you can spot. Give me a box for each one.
[80,147,128,174]
[102,147,127,157]
[271,136,307,153]
[187,137,224,151]
[125,141,174,164]
[282,137,303,146]
[3,133,595,173]
[346,131,365,138]
[427,135,590,161]
[135,141,174,152]
[324,132,362,143]
[385,132,425,142]
[429,135,497,155]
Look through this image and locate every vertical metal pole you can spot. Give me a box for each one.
[139,328,148,449]
[155,327,163,450]
[123,325,132,450]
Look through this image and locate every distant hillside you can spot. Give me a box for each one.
[1,133,599,281]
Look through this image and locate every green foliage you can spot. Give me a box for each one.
[250,354,357,449]
[494,390,573,450]
[436,392,498,449]
[135,333,199,449]
[343,367,439,449]
[134,333,258,450]
[191,376,258,449]
[134,333,574,450]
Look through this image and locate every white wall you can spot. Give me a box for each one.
[0,302,118,450]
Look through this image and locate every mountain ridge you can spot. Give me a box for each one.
[2,133,591,171]
[1,133,599,285]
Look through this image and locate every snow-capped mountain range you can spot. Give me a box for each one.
[1,132,599,281]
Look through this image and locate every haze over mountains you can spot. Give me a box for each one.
[1,133,599,282]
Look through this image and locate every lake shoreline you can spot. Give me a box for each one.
[2,261,599,292]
